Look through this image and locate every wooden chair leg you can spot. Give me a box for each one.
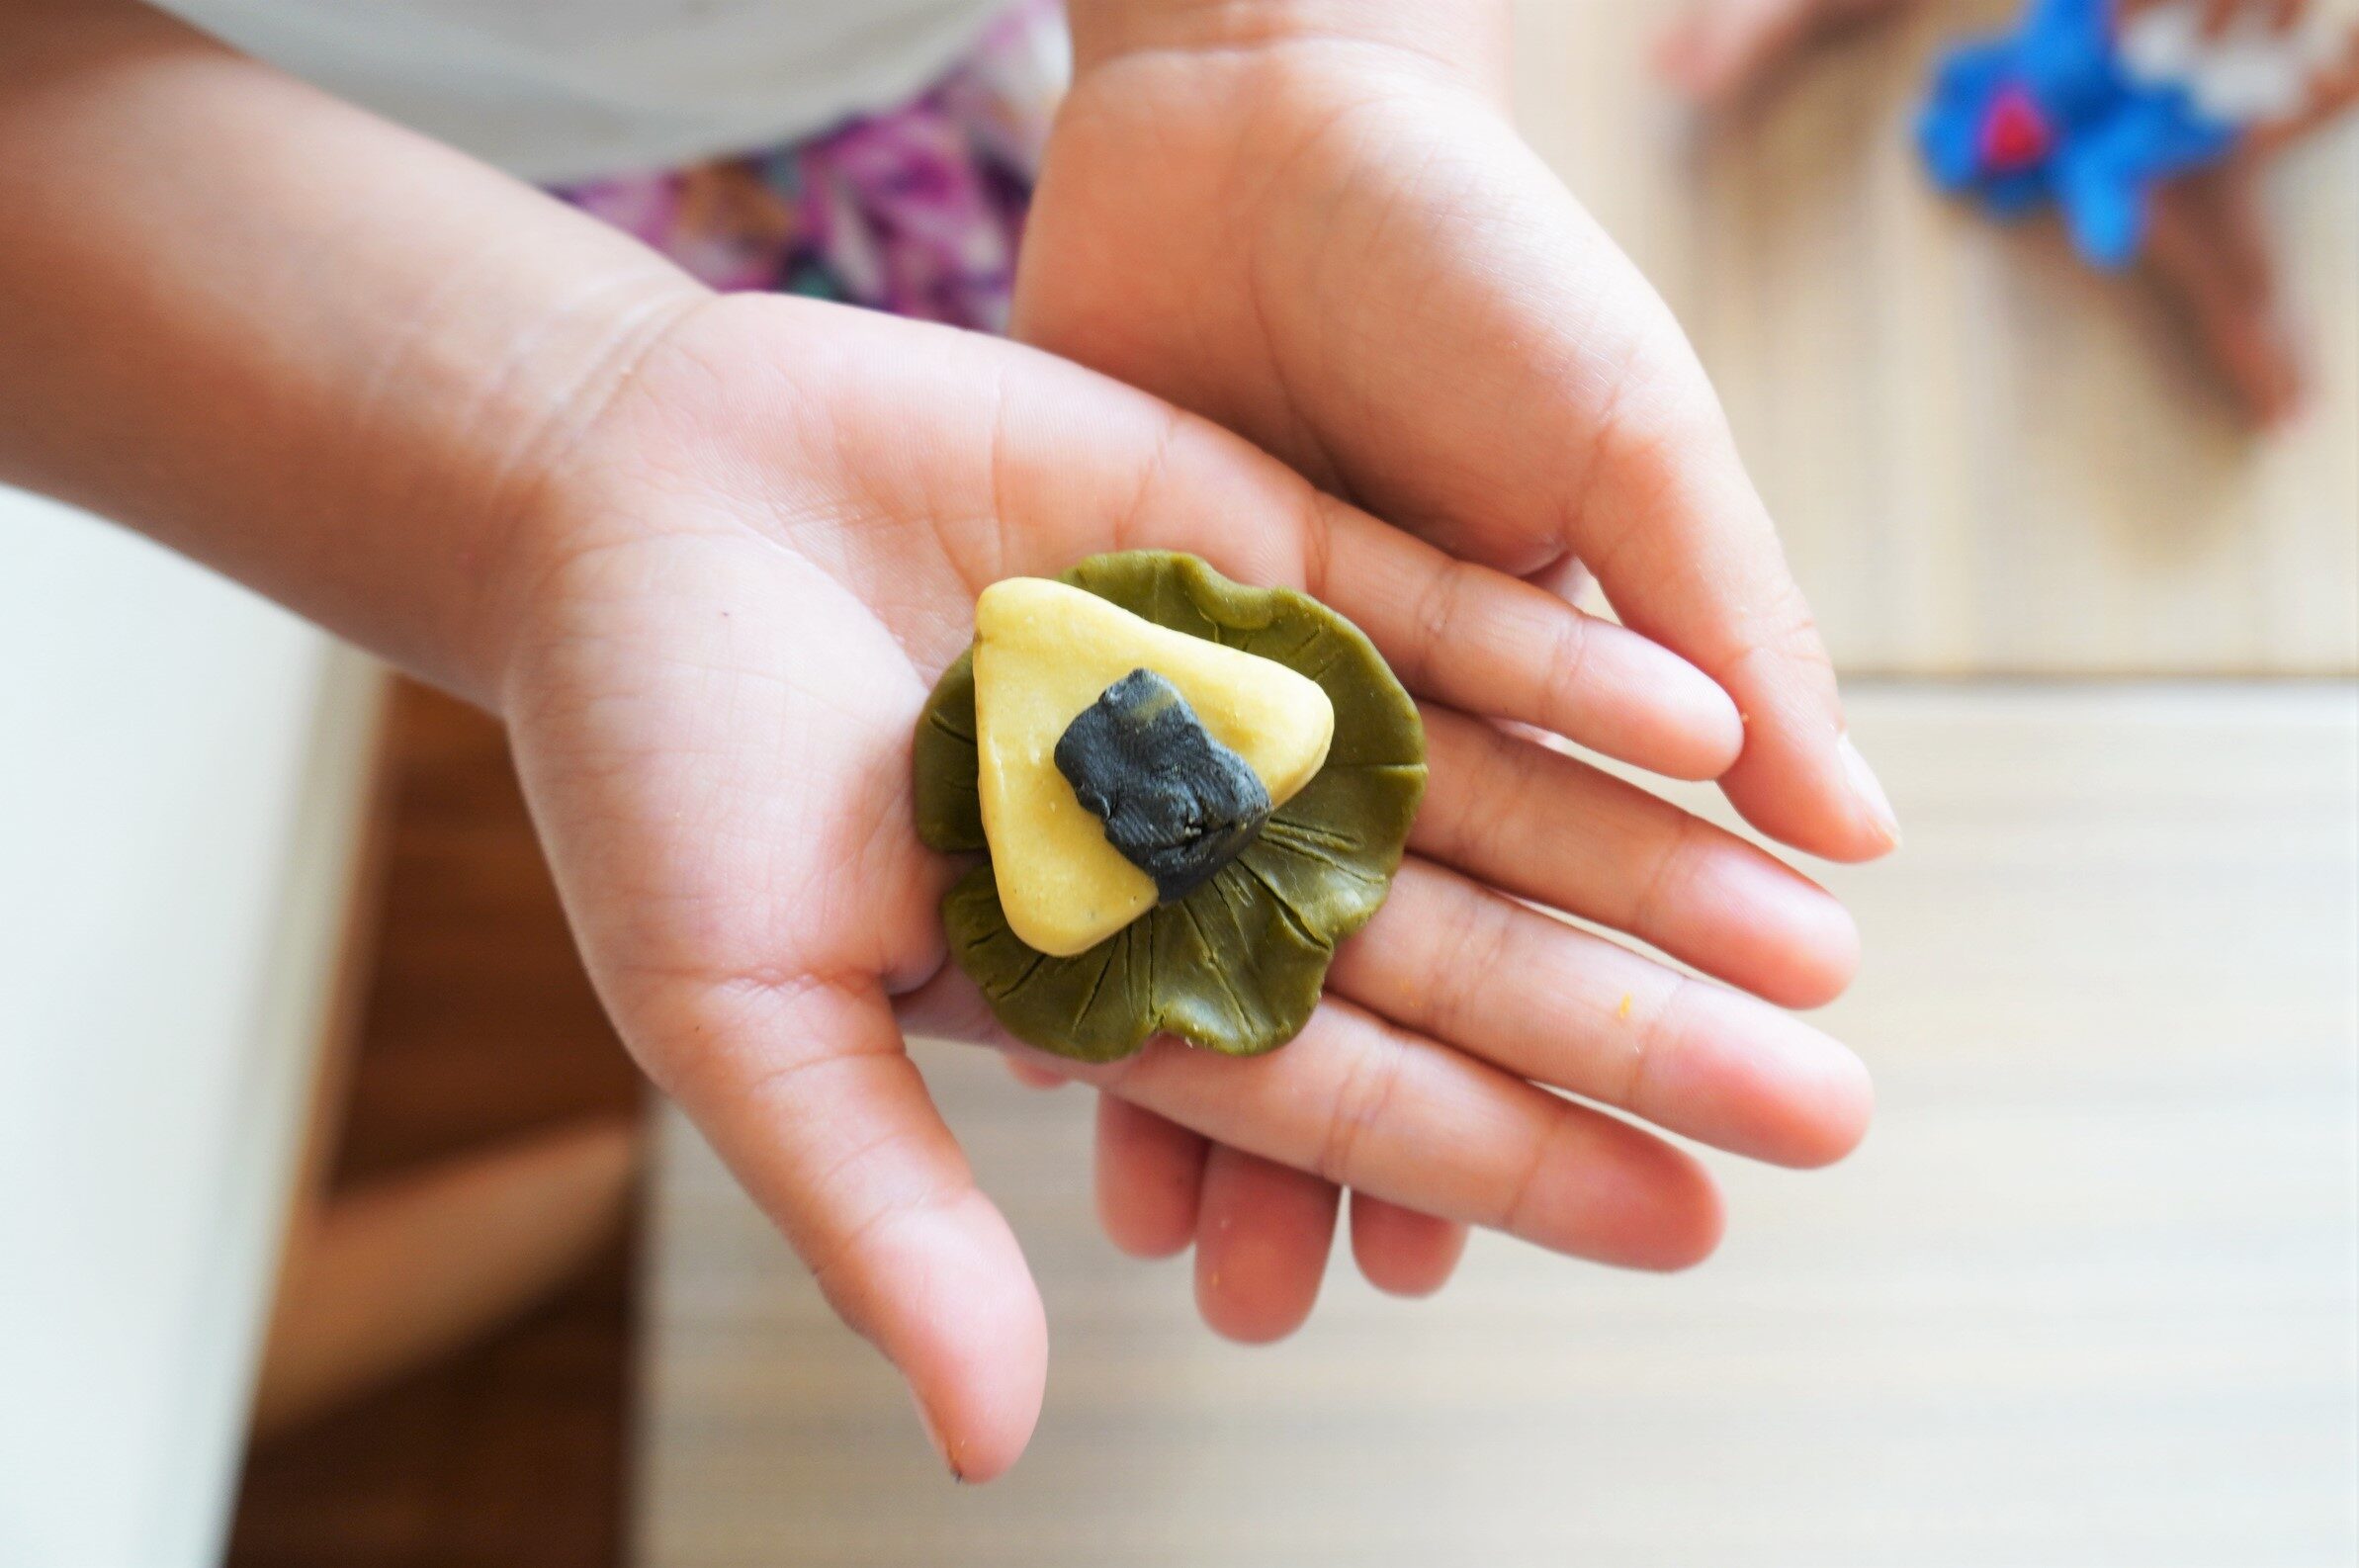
[250,1115,644,1440]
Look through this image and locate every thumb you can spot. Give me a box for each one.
[646,971,1047,1481]
[1371,124,1901,859]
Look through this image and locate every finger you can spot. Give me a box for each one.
[1193,1148,1341,1344]
[1523,551,1595,607]
[652,977,1044,1482]
[978,376,1744,782]
[907,821,1869,1173]
[1311,500,1744,781]
[2147,186,2306,422]
[1093,1094,1207,1259]
[1004,1055,1069,1090]
[2146,180,2256,313]
[1082,1002,1726,1270]
[2191,278,2306,425]
[2180,172,2277,305]
[1331,858,1875,1169]
[995,197,1870,842]
[2249,22,2359,152]
[902,966,1727,1264]
[1576,358,1900,860]
[1203,107,1898,860]
[2124,0,2307,19]
[1350,1192,1470,1298]
[1414,704,1861,1007]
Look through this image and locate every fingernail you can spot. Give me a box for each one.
[911,1390,963,1482]
[1838,732,1901,848]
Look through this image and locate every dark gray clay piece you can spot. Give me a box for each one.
[1054,668,1272,905]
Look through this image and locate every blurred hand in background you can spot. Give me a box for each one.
[1657,0,2359,422]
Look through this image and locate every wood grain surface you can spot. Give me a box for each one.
[636,685,2359,1568]
[1514,0,2359,675]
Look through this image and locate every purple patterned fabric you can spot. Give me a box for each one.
[553,2,1065,331]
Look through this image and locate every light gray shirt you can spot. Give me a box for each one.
[153,0,1016,181]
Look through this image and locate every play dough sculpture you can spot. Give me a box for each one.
[970,576,1335,956]
[914,552,1425,1061]
[1918,0,2344,267]
[1056,669,1284,909]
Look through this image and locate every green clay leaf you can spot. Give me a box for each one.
[913,551,1426,1060]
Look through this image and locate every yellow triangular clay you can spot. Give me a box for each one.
[973,577,1336,957]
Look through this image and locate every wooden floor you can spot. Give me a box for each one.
[226,684,644,1568]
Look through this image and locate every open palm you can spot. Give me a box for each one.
[497,293,1869,1479]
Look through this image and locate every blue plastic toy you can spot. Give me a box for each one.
[1918,0,2240,268]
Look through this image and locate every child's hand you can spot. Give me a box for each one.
[2140,13,2359,421]
[1658,1,2352,109]
[1020,0,1900,867]
[0,0,1869,1484]
[499,293,1871,1478]
[1012,4,1895,1340]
